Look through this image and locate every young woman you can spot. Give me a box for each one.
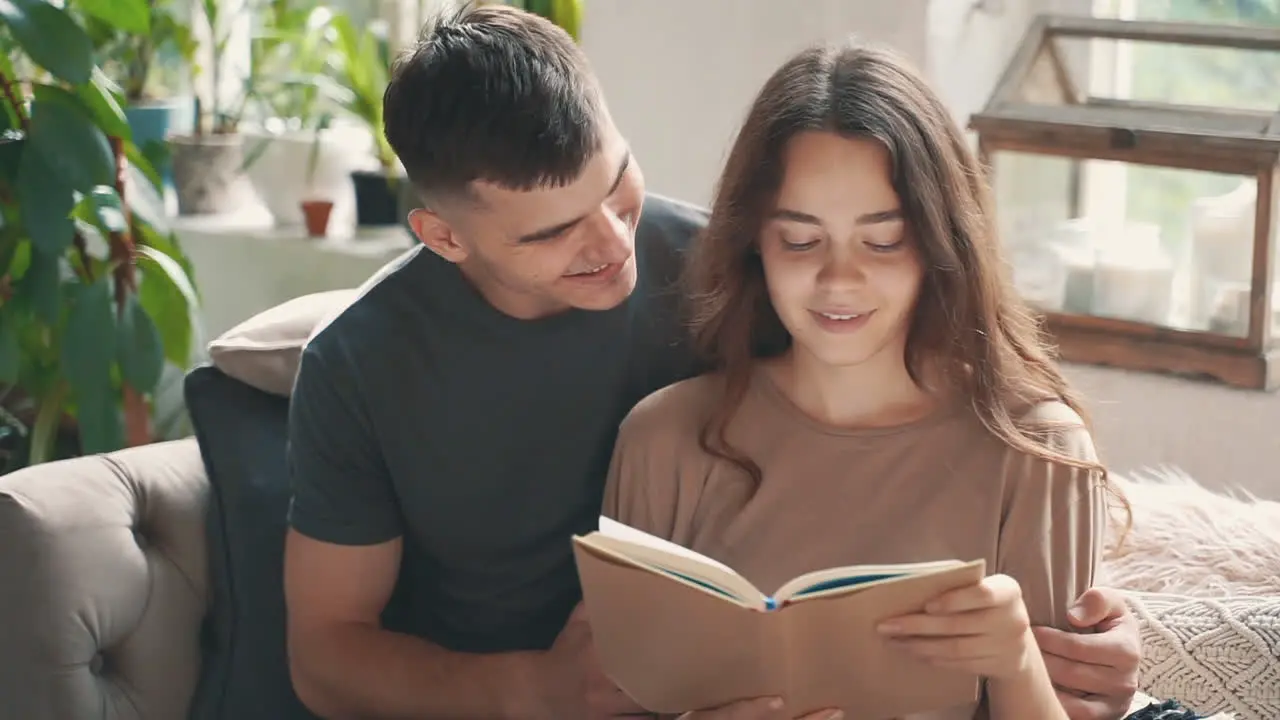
[602,39,1126,720]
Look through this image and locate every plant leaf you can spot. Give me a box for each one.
[125,156,168,235]
[0,46,21,130]
[60,275,122,453]
[16,145,75,255]
[22,245,60,326]
[0,311,18,384]
[75,381,123,454]
[30,84,115,191]
[76,68,132,142]
[72,0,149,34]
[0,131,23,186]
[0,0,94,86]
[136,243,196,366]
[116,292,163,392]
[136,241,197,307]
[72,185,127,234]
[0,222,19,276]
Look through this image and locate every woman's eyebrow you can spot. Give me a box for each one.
[767,207,902,226]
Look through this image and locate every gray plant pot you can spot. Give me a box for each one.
[170,133,244,215]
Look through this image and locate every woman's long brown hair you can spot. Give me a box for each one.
[684,40,1129,526]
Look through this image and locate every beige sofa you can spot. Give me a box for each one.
[1,290,1277,720]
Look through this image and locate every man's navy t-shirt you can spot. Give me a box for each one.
[286,194,707,652]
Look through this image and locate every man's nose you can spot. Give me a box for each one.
[584,207,633,263]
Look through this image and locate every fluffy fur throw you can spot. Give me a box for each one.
[1099,467,1280,597]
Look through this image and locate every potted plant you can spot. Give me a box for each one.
[299,113,336,238]
[169,0,249,215]
[240,0,369,228]
[0,0,200,473]
[329,11,406,229]
[71,0,197,188]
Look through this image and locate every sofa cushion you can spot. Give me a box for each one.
[206,289,357,398]
[0,439,209,720]
[184,364,318,720]
[206,247,413,398]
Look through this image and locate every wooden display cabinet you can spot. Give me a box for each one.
[970,14,1280,390]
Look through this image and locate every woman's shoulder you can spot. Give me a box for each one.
[619,373,724,448]
[1009,398,1099,467]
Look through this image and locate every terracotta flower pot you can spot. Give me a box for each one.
[300,199,334,238]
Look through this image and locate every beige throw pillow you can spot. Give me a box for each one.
[207,289,358,397]
[206,245,417,397]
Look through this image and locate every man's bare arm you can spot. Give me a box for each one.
[283,529,546,720]
[1035,588,1141,720]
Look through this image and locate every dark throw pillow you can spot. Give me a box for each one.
[184,364,319,720]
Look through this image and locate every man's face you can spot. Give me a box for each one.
[413,120,645,320]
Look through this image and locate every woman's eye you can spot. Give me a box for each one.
[781,236,819,251]
[865,239,904,253]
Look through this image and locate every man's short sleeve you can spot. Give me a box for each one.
[286,344,403,544]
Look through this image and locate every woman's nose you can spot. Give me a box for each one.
[818,248,868,286]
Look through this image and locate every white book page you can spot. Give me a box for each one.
[597,516,738,576]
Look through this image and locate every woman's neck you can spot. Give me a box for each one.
[764,345,940,429]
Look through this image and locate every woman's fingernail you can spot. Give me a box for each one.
[825,711,845,720]
[877,621,900,633]
[768,697,784,710]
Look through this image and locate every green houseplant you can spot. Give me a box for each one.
[241,0,364,228]
[169,0,250,215]
[71,0,197,186]
[328,10,403,228]
[0,0,200,473]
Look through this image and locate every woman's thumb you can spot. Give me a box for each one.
[1067,587,1119,627]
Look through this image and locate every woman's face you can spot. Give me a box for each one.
[759,131,924,371]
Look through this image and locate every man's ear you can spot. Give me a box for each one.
[408,208,468,264]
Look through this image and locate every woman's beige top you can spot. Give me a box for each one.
[602,367,1106,720]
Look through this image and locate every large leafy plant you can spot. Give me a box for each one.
[74,0,197,105]
[0,0,200,472]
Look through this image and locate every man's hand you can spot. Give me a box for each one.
[1032,587,1141,720]
[677,697,842,720]
[538,603,648,719]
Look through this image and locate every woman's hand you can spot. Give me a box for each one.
[676,697,842,720]
[875,574,1035,681]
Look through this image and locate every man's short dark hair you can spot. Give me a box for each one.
[382,4,604,202]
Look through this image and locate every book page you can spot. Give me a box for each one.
[597,517,736,572]
[589,517,765,607]
[774,559,978,603]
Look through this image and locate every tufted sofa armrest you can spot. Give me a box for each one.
[0,439,210,720]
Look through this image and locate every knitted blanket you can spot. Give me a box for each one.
[1125,593,1280,720]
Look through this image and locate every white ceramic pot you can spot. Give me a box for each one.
[241,122,372,229]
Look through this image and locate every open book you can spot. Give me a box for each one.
[572,517,987,719]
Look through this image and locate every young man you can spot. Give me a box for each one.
[282,6,1141,720]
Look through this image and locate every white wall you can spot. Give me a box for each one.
[580,0,930,207]
[580,0,1095,208]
